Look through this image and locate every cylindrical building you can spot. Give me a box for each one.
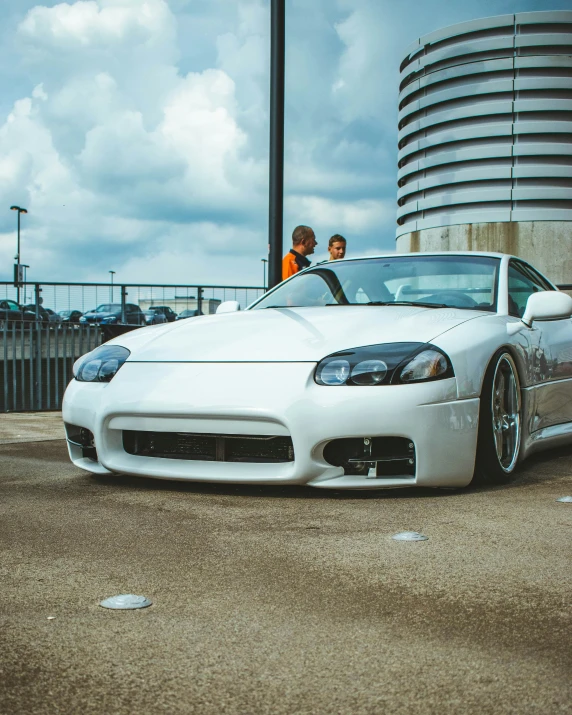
[396,11,572,283]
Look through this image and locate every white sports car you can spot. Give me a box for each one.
[63,252,572,490]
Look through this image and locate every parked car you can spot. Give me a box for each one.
[0,299,35,322]
[143,309,168,325]
[149,305,177,322]
[65,251,572,491]
[176,309,203,320]
[45,308,62,323]
[79,303,146,326]
[58,310,83,323]
[22,304,51,322]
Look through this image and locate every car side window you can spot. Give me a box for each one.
[517,262,553,291]
[508,261,548,318]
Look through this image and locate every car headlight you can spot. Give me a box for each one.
[314,343,453,386]
[73,345,130,383]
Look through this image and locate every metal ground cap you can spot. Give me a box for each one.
[392,531,428,542]
[99,594,152,610]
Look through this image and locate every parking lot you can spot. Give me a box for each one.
[0,416,571,714]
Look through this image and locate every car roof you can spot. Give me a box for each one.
[321,251,512,264]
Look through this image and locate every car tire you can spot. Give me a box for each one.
[473,350,522,486]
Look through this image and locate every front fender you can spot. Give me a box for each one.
[433,314,536,399]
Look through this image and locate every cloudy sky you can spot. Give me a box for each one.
[0,0,568,287]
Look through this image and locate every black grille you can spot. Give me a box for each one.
[65,423,98,461]
[323,437,415,477]
[123,431,294,463]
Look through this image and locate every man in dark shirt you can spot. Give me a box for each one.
[282,225,317,280]
[328,234,347,260]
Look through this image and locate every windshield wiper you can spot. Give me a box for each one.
[365,301,448,308]
[262,301,449,309]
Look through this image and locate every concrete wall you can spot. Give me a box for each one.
[396,221,572,284]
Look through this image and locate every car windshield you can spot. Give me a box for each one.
[94,304,121,313]
[251,255,500,312]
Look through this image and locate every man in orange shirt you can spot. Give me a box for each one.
[282,225,317,280]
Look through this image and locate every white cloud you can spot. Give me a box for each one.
[19,0,175,53]
[286,195,393,235]
[334,4,393,125]
[113,222,266,285]
[160,69,247,188]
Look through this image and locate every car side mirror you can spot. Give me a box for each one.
[507,291,572,335]
[216,300,241,314]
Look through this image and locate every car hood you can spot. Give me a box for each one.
[119,306,488,363]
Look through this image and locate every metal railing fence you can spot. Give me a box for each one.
[1,321,103,412]
[0,280,266,413]
[0,281,265,317]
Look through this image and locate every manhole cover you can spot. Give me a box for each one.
[99,594,152,610]
[391,531,428,542]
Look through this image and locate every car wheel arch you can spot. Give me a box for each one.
[476,344,525,399]
[472,347,524,485]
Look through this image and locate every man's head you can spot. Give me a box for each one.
[328,234,346,260]
[292,225,317,256]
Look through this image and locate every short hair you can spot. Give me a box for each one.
[329,234,346,247]
[292,225,314,246]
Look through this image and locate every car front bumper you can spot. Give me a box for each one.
[62,362,480,489]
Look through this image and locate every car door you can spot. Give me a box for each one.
[0,300,11,320]
[509,260,572,432]
[0,300,21,320]
[135,307,146,325]
[124,304,137,324]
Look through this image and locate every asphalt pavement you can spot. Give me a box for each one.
[0,425,571,714]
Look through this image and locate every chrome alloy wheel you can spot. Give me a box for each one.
[491,354,521,473]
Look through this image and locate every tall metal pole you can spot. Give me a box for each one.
[11,206,27,305]
[261,258,268,291]
[22,265,29,305]
[16,210,20,304]
[268,0,285,289]
[109,270,115,302]
[17,210,21,266]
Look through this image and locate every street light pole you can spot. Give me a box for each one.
[10,205,28,305]
[261,259,268,291]
[268,0,285,290]
[22,265,29,304]
[109,270,116,302]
